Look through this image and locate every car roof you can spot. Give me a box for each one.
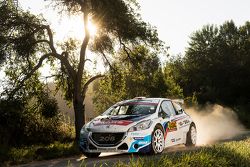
[116,97,171,106]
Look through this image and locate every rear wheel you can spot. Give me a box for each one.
[150,126,164,154]
[185,123,197,146]
[82,152,101,158]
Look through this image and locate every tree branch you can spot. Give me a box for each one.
[8,53,51,99]
[84,58,92,63]
[100,50,114,70]
[32,39,50,46]
[41,25,77,80]
[118,36,137,69]
[44,25,58,54]
[82,74,104,96]
[52,52,77,81]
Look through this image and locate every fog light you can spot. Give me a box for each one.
[134,144,139,149]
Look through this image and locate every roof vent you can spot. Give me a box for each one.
[133,97,146,100]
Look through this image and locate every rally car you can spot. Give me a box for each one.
[79,97,197,158]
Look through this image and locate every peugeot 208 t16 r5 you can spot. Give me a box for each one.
[79,97,197,158]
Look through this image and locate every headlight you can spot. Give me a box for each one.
[80,125,88,134]
[128,120,152,132]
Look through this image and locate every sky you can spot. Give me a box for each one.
[138,0,250,55]
[1,0,250,79]
[18,0,250,55]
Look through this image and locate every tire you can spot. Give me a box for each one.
[185,123,197,146]
[82,152,101,158]
[150,126,165,154]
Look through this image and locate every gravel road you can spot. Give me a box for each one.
[16,130,250,167]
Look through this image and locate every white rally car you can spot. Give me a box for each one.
[79,97,197,158]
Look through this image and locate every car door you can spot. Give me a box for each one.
[172,101,191,144]
[160,100,182,147]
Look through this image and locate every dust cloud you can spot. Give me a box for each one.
[186,104,245,145]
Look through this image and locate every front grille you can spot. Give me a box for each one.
[91,132,125,146]
[89,143,97,150]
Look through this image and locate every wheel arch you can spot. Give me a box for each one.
[185,121,197,146]
[190,122,196,128]
[154,123,164,131]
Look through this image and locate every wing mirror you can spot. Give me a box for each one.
[158,111,167,119]
[177,109,184,115]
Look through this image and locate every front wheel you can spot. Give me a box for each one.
[150,126,165,154]
[185,123,197,146]
[82,152,101,158]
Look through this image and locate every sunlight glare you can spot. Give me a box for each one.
[88,21,97,36]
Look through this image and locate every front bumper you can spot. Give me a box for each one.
[79,130,152,153]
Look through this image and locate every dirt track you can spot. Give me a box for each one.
[17,131,250,167]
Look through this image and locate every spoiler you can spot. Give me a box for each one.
[172,99,184,105]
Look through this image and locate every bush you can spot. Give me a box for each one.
[0,95,74,147]
[234,103,250,128]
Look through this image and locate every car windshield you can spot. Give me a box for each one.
[103,101,158,116]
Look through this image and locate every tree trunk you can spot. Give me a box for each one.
[73,93,85,142]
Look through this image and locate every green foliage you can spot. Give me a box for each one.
[93,46,182,114]
[0,141,80,166]
[0,1,47,59]
[0,99,25,146]
[52,0,164,51]
[0,0,164,141]
[0,95,74,147]
[39,93,60,118]
[115,137,250,167]
[0,1,51,99]
[163,65,184,99]
[234,103,250,128]
[90,0,163,52]
[169,21,250,106]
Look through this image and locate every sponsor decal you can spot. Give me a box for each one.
[183,120,190,124]
[168,121,177,132]
[123,102,158,106]
[179,122,184,126]
[172,116,187,121]
[93,119,133,126]
[179,119,191,128]
[138,141,149,145]
[130,132,141,136]
[128,135,151,153]
[133,137,144,140]
[97,147,115,151]
[176,138,181,142]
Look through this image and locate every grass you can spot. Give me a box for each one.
[113,138,250,167]
[0,141,81,166]
[1,138,249,167]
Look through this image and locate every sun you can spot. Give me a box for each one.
[88,21,97,36]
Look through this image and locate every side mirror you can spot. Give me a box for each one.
[158,111,167,119]
[177,109,184,115]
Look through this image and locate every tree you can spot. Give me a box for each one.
[0,0,163,140]
[170,21,250,106]
[93,45,182,114]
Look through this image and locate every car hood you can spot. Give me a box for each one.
[87,114,151,132]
